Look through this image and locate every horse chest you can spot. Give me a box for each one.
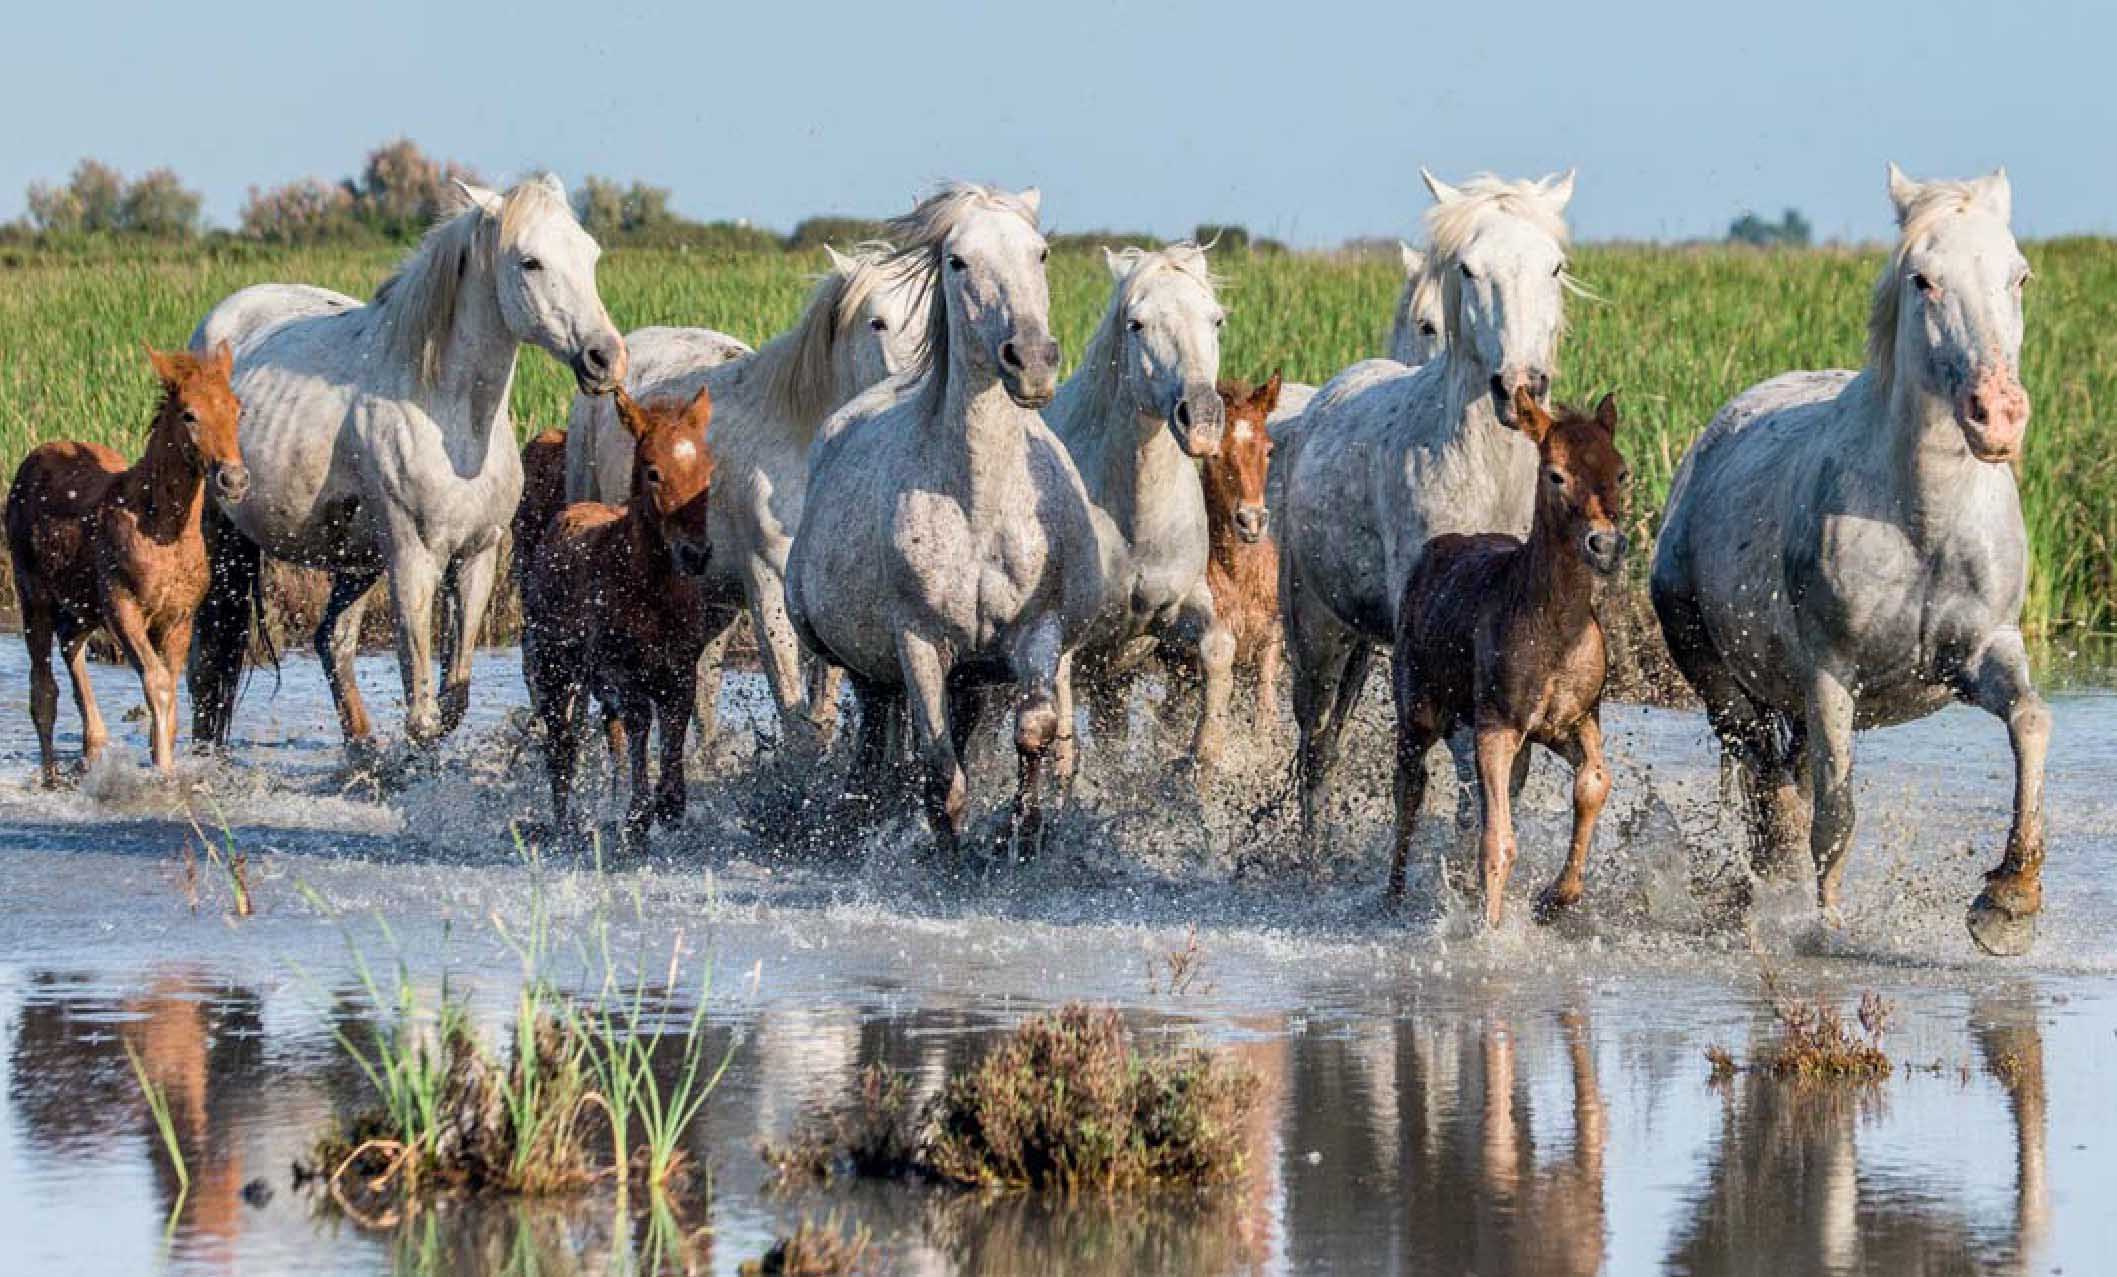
[894,496,1048,646]
[1799,511,2018,693]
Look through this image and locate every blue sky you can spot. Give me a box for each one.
[3,0,2104,246]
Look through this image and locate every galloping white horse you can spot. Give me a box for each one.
[188,175,625,750]
[562,245,930,740]
[787,183,1103,855]
[1652,165,2046,956]
[1051,243,1235,772]
[1274,170,1577,833]
[1388,242,1447,367]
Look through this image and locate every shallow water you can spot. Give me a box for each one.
[0,644,2113,1274]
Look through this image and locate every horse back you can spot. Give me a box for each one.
[5,442,126,620]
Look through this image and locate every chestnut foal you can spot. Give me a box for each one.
[5,343,249,781]
[523,387,716,848]
[1389,387,1629,923]
[1203,375,1286,728]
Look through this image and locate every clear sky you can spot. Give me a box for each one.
[3,0,2105,246]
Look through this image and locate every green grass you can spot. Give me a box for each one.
[4,237,2113,629]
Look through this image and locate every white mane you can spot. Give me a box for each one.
[1424,174,1577,347]
[882,182,1043,384]
[371,176,572,388]
[1065,242,1217,432]
[765,244,895,425]
[1868,174,2010,385]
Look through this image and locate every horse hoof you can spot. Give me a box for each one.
[1967,893,2036,957]
[1533,885,1580,925]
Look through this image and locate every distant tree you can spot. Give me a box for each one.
[240,177,359,242]
[348,138,482,238]
[787,215,892,251]
[119,167,203,237]
[574,175,679,235]
[1195,223,1250,252]
[1729,207,1812,248]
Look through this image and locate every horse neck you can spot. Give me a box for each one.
[749,316,844,444]
[932,344,1033,523]
[397,257,520,448]
[1521,506,1596,630]
[615,496,674,585]
[1864,368,1995,532]
[1439,349,1513,455]
[119,416,205,542]
[1051,324,1187,538]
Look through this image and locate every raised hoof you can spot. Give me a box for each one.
[1966,892,2037,957]
[1533,882,1582,925]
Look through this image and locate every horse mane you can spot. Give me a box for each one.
[1065,242,1218,431]
[1424,175,1576,349]
[1867,179,1999,386]
[764,244,892,425]
[881,182,1042,390]
[371,176,572,388]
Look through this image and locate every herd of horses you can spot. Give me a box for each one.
[4,163,2048,956]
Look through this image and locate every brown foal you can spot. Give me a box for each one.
[6,343,248,781]
[1203,374,1286,729]
[523,387,716,848]
[1389,387,1630,924]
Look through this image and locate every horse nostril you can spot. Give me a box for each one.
[1967,394,1989,424]
[1490,374,1507,399]
[1000,341,1025,371]
[1530,371,1551,399]
[584,344,610,373]
[1175,400,1192,428]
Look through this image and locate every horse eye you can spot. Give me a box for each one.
[521,256,543,272]
[1552,261,1565,278]
[1038,248,1050,264]
[947,254,968,272]
[644,465,663,486]
[1910,271,1933,294]
[1460,264,1477,281]
[1619,470,1633,486]
[1126,318,1144,333]
[181,409,198,425]
[868,317,888,333]
[1418,321,1438,337]
[1546,470,1565,486]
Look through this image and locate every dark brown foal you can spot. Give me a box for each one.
[1390,387,1630,924]
[5,343,248,781]
[1204,374,1285,730]
[523,388,716,849]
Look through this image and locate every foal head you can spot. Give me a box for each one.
[613,386,716,578]
[146,341,248,504]
[1206,373,1280,543]
[1515,386,1628,577]
[1874,163,2031,462]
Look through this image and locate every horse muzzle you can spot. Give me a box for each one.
[1169,386,1225,459]
[1234,504,1269,543]
[672,538,713,579]
[1956,370,2030,463]
[1582,528,1627,577]
[572,335,628,396]
[213,463,252,505]
[999,334,1061,409]
[1491,370,1552,427]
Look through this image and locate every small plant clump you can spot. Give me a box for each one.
[1705,980,1895,1084]
[765,1004,1259,1196]
[738,1214,877,1277]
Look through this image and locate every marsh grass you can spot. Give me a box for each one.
[1707,975,1895,1084]
[764,1004,1259,1195]
[738,1214,877,1277]
[121,1035,189,1232]
[3,238,2114,632]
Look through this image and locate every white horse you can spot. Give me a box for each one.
[188,175,625,750]
[1051,243,1235,772]
[786,183,1103,855]
[1274,170,1577,834]
[562,246,930,740]
[1388,242,1447,367]
[1652,165,2045,956]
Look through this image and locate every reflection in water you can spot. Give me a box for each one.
[1665,992,2049,1277]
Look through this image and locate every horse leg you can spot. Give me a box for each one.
[804,657,843,741]
[158,617,197,771]
[382,532,445,745]
[1388,688,1441,903]
[743,561,824,747]
[650,679,693,830]
[897,632,966,859]
[1254,628,1284,736]
[24,611,63,786]
[617,692,655,851]
[1306,643,1374,842]
[845,675,903,816]
[1805,668,1858,913]
[1473,723,1525,926]
[1173,583,1235,778]
[435,542,499,738]
[1537,715,1612,922]
[1051,652,1078,794]
[316,569,383,751]
[1959,635,2051,956]
[534,664,588,843]
[691,617,733,754]
[1287,580,1370,840]
[104,595,174,773]
[188,502,258,748]
[1009,619,1066,857]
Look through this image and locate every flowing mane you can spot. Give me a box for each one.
[1867,177,2003,386]
[1062,242,1217,432]
[1424,175,1577,348]
[371,176,573,388]
[764,244,894,425]
[882,182,1042,388]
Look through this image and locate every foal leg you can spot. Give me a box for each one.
[437,541,500,738]
[897,632,966,860]
[24,612,63,786]
[1959,634,2051,957]
[650,679,695,830]
[60,625,108,773]
[617,693,656,850]
[1805,668,1858,914]
[1473,724,1525,927]
[1388,706,1440,902]
[316,569,383,751]
[105,596,175,773]
[1537,715,1612,922]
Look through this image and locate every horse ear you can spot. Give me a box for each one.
[1016,187,1042,219]
[1974,167,2013,224]
[612,389,652,441]
[1398,241,1425,279]
[1259,370,1284,416]
[452,179,501,215]
[821,244,858,274]
[206,340,234,381]
[1539,168,1577,208]
[1420,168,1460,205]
[1885,162,1921,223]
[1595,391,1620,434]
[537,172,567,202]
[678,385,714,439]
[144,342,182,386]
[1512,386,1552,443]
[1103,246,1131,282]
